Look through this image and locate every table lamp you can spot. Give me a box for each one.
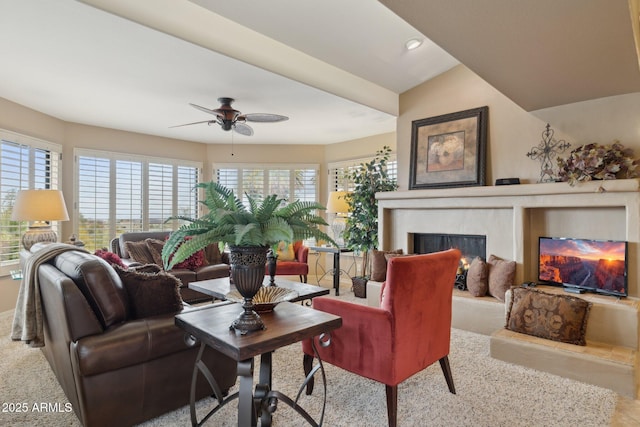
[326,191,351,247]
[11,189,70,250]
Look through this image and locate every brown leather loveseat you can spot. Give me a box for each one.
[26,245,237,426]
[110,231,230,303]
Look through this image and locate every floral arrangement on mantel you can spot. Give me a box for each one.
[555,141,639,186]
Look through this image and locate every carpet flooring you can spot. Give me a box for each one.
[0,301,617,426]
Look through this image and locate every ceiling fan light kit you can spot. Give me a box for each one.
[172,97,288,136]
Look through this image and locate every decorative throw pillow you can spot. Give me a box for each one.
[506,287,592,345]
[145,238,166,267]
[370,249,403,282]
[114,265,183,319]
[466,256,488,297]
[276,241,296,261]
[124,240,155,265]
[487,254,516,301]
[94,249,127,268]
[160,236,206,271]
[204,243,222,265]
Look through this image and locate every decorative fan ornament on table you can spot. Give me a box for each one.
[170,97,288,136]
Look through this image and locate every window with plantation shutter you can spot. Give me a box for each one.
[75,149,201,252]
[0,130,62,275]
[77,155,111,251]
[213,163,319,246]
[148,162,173,231]
[213,163,319,205]
[328,153,397,192]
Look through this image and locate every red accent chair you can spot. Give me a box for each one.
[265,241,309,283]
[302,249,461,427]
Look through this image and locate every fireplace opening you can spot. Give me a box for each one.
[413,233,487,290]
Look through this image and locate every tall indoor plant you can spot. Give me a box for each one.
[163,181,335,332]
[343,146,398,295]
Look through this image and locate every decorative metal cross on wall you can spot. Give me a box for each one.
[526,123,571,183]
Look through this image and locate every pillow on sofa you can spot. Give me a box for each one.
[114,266,183,319]
[276,241,295,261]
[370,249,403,282]
[506,287,592,345]
[94,249,127,268]
[124,240,155,265]
[487,254,516,301]
[466,256,488,297]
[147,237,205,271]
[204,243,222,265]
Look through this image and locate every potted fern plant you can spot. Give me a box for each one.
[162,181,335,332]
[343,146,398,297]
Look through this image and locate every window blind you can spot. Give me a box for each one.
[0,130,62,275]
[75,149,201,251]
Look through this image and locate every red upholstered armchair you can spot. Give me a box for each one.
[265,241,309,283]
[302,249,461,427]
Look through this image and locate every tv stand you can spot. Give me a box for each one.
[563,287,586,294]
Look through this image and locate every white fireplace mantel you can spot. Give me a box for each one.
[377,179,640,297]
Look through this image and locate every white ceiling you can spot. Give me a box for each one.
[0,0,457,145]
[1,0,639,146]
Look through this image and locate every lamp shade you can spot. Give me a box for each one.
[326,191,351,214]
[11,189,70,222]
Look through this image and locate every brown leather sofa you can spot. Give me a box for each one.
[26,246,237,427]
[110,231,230,303]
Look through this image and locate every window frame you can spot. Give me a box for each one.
[0,129,62,275]
[74,148,202,251]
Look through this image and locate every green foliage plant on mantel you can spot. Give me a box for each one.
[555,141,638,186]
[343,146,398,279]
[162,181,336,270]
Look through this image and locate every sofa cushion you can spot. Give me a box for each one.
[506,287,592,345]
[466,256,488,297]
[145,238,166,267]
[94,249,127,268]
[276,241,295,261]
[370,249,403,282]
[195,263,231,281]
[72,315,191,377]
[114,266,183,319]
[204,243,222,265]
[125,240,155,265]
[118,231,171,259]
[54,251,130,328]
[487,254,516,301]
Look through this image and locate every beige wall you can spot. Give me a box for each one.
[397,65,640,190]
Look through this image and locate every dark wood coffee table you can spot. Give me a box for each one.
[175,302,342,426]
[189,277,329,304]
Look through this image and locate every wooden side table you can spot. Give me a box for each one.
[175,302,342,426]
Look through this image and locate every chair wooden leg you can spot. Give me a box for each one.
[439,355,456,394]
[300,274,307,283]
[385,385,397,427]
[303,353,315,395]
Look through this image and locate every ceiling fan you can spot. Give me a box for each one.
[171,97,288,136]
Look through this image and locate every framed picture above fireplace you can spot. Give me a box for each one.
[409,106,488,189]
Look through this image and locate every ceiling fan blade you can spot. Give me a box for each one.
[233,123,254,136]
[242,113,289,123]
[189,103,220,116]
[169,120,215,128]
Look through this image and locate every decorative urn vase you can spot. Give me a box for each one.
[228,245,269,334]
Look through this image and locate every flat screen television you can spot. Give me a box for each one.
[538,236,628,297]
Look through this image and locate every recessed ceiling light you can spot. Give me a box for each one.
[405,38,423,51]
